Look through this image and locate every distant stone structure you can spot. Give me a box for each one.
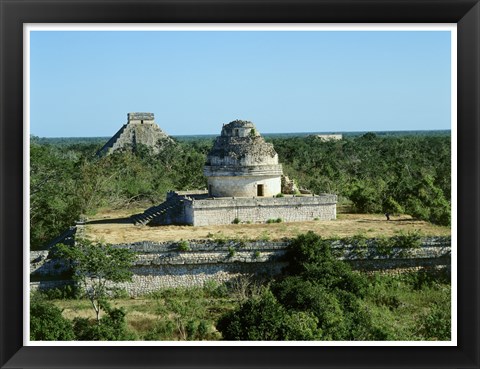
[314,134,343,141]
[131,120,337,226]
[96,112,172,157]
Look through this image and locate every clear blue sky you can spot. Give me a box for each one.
[30,30,452,137]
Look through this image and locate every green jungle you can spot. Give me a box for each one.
[30,131,452,341]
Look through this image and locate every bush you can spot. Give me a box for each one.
[177,240,190,252]
[419,301,451,340]
[203,280,228,298]
[143,320,176,340]
[39,284,82,300]
[30,296,75,341]
[272,277,347,340]
[232,218,241,224]
[217,290,320,340]
[227,246,236,258]
[73,305,136,340]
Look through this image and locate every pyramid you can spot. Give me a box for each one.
[97,112,173,157]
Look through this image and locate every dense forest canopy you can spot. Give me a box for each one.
[30,132,451,249]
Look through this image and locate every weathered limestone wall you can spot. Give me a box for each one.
[30,237,451,297]
[188,195,337,226]
[207,175,281,197]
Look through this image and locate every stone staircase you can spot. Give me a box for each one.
[96,124,128,157]
[130,196,183,226]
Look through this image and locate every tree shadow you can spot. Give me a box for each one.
[85,217,134,225]
[356,218,421,223]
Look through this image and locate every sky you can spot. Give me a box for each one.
[29,28,452,137]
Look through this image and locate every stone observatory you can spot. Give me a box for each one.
[96,112,172,157]
[204,120,283,198]
[131,120,337,226]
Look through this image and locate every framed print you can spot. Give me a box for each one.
[1,0,479,368]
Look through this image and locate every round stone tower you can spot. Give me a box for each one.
[204,120,283,197]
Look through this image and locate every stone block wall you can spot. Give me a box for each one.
[30,237,451,297]
[188,195,337,226]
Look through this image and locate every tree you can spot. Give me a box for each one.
[30,142,82,249]
[55,239,136,322]
[217,289,320,340]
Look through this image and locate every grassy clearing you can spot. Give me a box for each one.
[84,211,450,244]
[55,283,238,341]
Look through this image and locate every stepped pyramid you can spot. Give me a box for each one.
[97,112,173,157]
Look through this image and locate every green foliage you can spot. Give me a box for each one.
[30,295,75,341]
[227,246,236,258]
[73,304,136,340]
[30,143,83,249]
[148,287,221,340]
[203,280,229,298]
[217,289,321,340]
[265,218,282,223]
[38,284,82,300]
[271,134,450,225]
[30,138,211,249]
[275,193,284,198]
[218,232,389,341]
[418,300,451,340]
[232,217,241,224]
[259,231,270,241]
[177,240,190,251]
[54,239,136,322]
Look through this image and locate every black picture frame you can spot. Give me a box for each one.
[1,1,479,368]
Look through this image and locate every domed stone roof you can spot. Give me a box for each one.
[206,120,278,166]
[204,120,283,198]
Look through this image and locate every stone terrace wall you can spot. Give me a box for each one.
[188,195,337,226]
[30,237,451,297]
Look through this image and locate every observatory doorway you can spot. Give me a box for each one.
[257,184,264,197]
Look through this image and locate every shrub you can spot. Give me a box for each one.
[73,305,136,340]
[217,290,320,340]
[275,193,284,198]
[143,320,176,340]
[232,218,241,224]
[203,280,228,298]
[30,296,75,341]
[259,231,270,241]
[39,284,81,300]
[272,277,347,340]
[177,240,190,252]
[418,301,451,340]
[227,246,236,258]
[393,230,422,249]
